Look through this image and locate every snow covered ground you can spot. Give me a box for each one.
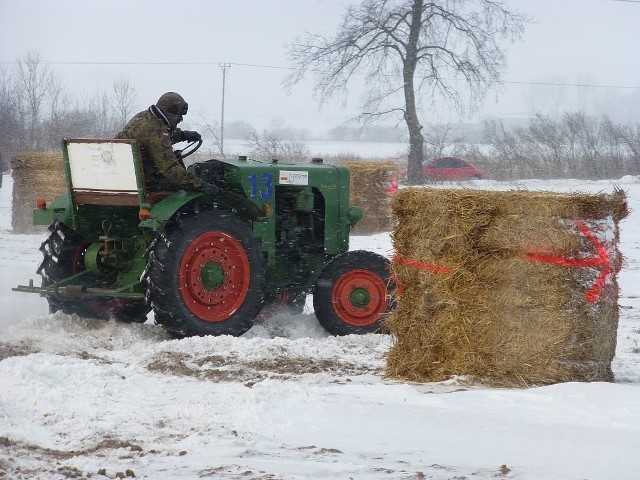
[1,172,639,480]
[222,139,409,160]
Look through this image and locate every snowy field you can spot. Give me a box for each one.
[220,139,408,160]
[1,172,639,480]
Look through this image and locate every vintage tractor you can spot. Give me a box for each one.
[14,138,394,337]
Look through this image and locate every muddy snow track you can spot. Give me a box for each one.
[0,312,395,479]
[0,311,390,382]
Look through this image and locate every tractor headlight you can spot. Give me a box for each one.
[347,206,364,226]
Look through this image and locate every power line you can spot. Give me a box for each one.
[500,79,640,90]
[1,59,640,90]
[0,60,291,69]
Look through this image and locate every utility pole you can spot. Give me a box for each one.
[219,63,231,157]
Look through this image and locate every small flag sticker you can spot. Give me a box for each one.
[279,171,309,185]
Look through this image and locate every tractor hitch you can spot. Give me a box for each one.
[13,278,145,300]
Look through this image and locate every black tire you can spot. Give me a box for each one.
[145,208,266,337]
[38,222,149,322]
[313,250,393,336]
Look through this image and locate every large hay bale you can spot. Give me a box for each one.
[387,187,628,386]
[339,160,399,234]
[11,152,65,233]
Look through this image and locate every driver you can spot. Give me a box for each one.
[116,92,218,195]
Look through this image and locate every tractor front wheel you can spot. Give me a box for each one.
[146,208,266,337]
[313,250,393,335]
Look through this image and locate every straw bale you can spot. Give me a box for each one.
[387,187,627,386]
[11,152,65,233]
[392,189,497,258]
[478,216,582,256]
[339,160,399,234]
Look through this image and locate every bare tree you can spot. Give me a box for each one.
[97,91,118,137]
[43,84,71,149]
[109,77,138,129]
[620,123,640,172]
[286,0,527,184]
[285,0,525,184]
[483,119,527,178]
[197,115,224,156]
[481,112,640,180]
[0,68,23,167]
[423,122,454,159]
[15,50,59,149]
[246,129,311,162]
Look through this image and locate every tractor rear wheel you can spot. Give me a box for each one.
[38,222,149,322]
[313,250,393,335]
[146,208,266,337]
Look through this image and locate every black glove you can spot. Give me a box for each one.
[201,182,220,196]
[182,130,201,142]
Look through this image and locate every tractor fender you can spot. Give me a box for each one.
[139,191,203,231]
[139,190,264,231]
[34,191,73,226]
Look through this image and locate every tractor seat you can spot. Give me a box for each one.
[64,138,168,207]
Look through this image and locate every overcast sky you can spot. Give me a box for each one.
[1,0,640,134]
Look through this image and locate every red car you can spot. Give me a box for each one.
[422,156,483,181]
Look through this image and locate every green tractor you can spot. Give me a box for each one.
[14,138,394,337]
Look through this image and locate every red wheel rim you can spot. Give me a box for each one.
[72,241,89,274]
[178,231,251,322]
[331,269,389,327]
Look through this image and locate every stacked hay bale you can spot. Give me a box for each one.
[11,152,65,234]
[387,187,628,386]
[339,160,399,234]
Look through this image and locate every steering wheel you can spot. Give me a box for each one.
[174,139,203,163]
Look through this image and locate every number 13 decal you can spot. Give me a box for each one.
[248,173,273,200]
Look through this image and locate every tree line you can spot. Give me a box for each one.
[0,50,138,171]
[3,47,640,180]
[241,112,640,181]
[462,113,640,180]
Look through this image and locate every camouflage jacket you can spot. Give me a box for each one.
[115,105,203,191]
